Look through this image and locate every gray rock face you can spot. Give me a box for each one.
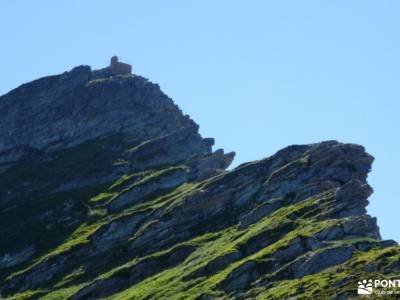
[291,245,355,278]
[0,64,399,300]
[0,66,203,168]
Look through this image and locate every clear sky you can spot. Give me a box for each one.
[1,1,399,241]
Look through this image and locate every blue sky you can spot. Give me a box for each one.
[1,1,399,241]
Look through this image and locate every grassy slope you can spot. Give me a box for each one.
[6,182,400,299]
[2,138,400,300]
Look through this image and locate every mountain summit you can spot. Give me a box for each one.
[0,64,399,299]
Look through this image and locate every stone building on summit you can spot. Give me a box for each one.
[109,56,132,75]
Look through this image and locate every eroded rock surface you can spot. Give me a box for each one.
[0,65,399,299]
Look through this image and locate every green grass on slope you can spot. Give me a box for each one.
[252,246,400,299]
[78,194,347,299]
[7,284,87,300]
[101,193,400,299]
[6,221,106,282]
[1,133,206,299]
[4,192,312,298]
[5,177,400,300]
[3,168,203,299]
[89,165,188,206]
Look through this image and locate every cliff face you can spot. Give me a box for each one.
[0,66,399,300]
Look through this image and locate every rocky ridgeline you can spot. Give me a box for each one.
[0,65,399,299]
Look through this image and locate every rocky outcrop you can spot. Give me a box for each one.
[0,64,399,300]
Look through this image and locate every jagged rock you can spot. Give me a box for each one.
[291,246,355,278]
[0,64,399,300]
[223,260,259,292]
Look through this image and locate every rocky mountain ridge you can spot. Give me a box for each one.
[0,65,399,299]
